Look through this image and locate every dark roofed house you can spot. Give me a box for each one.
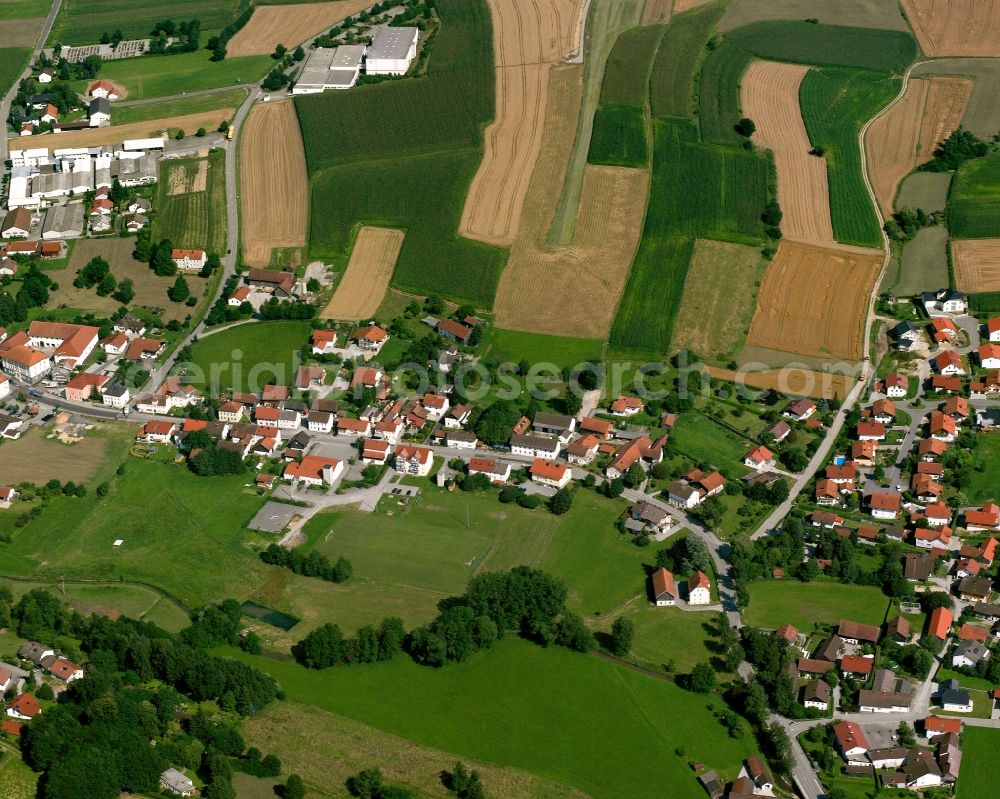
[697,769,724,799]
[905,553,935,582]
[815,634,843,662]
[803,679,831,709]
[886,616,911,644]
[838,619,881,644]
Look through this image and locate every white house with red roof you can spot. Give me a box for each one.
[0,485,18,509]
[0,372,10,401]
[172,249,207,271]
[394,444,433,476]
[744,444,774,470]
[609,396,643,417]
[529,458,571,489]
[965,503,1000,532]
[934,350,965,375]
[48,657,83,682]
[6,694,40,721]
[228,286,251,307]
[651,567,676,606]
[687,571,711,605]
[284,455,344,487]
[1,345,50,381]
[351,324,388,352]
[833,720,870,763]
[883,372,908,398]
[980,343,1000,370]
[137,420,177,443]
[468,457,511,484]
[361,438,391,464]
[310,329,338,354]
[988,318,1000,343]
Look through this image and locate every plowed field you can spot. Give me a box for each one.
[742,60,834,245]
[747,240,882,361]
[493,66,649,339]
[706,365,851,400]
[953,239,1000,292]
[226,1,371,57]
[240,101,308,267]
[459,0,584,246]
[865,76,971,216]
[901,0,1000,57]
[321,227,404,320]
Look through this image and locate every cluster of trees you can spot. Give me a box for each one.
[761,198,782,240]
[0,263,56,326]
[148,19,201,54]
[259,543,352,584]
[74,256,117,296]
[207,3,255,61]
[654,535,713,577]
[292,617,405,669]
[884,206,940,242]
[6,593,279,799]
[347,767,415,799]
[188,442,247,477]
[923,128,990,172]
[409,567,593,666]
[206,276,253,325]
[168,275,191,303]
[262,68,293,92]
[259,297,317,320]
[146,237,177,276]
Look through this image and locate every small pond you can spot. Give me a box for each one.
[241,600,299,631]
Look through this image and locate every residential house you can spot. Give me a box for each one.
[65,372,109,401]
[510,433,561,461]
[883,372,908,398]
[436,318,472,344]
[923,288,968,315]
[2,207,32,238]
[88,96,111,126]
[89,80,119,99]
[47,657,83,682]
[744,444,775,470]
[965,503,1000,532]
[566,434,599,465]
[833,720,870,763]
[764,420,791,442]
[160,768,196,797]
[958,576,993,603]
[930,317,958,342]
[815,479,843,507]
[783,398,816,421]
[446,430,478,450]
[579,416,613,439]
[306,411,334,434]
[351,324,388,351]
[930,411,958,442]
[361,438,390,464]
[444,403,472,430]
[101,381,129,409]
[890,320,921,350]
[0,486,18,509]
[934,350,965,375]
[852,440,876,466]
[857,420,886,441]
[467,457,511,484]
[137,420,177,443]
[904,553,934,582]
[943,396,969,420]
[980,343,1000,369]
[283,455,343,487]
[923,716,963,736]
[868,491,901,520]
[938,679,972,713]
[928,607,954,640]
[687,571,711,605]
[6,694,40,721]
[529,458,571,489]
[841,655,875,679]
[532,412,576,440]
[802,680,831,710]
[871,398,896,424]
[218,401,245,423]
[627,501,672,535]
[123,337,165,362]
[838,620,881,646]
[394,444,433,476]
[952,640,990,669]
[310,329,338,355]
[988,317,1000,343]
[929,375,963,393]
[609,396,644,417]
[815,635,844,662]
[605,435,666,479]
[337,417,371,437]
[886,616,911,644]
[295,365,325,390]
[919,438,949,460]
[810,510,844,529]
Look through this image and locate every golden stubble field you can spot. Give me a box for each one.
[226,1,372,57]
[239,101,308,267]
[459,0,585,247]
[901,0,1000,57]
[865,76,971,217]
[492,66,649,339]
[742,60,835,245]
[321,227,405,320]
[8,109,236,149]
[953,239,1000,292]
[746,240,883,361]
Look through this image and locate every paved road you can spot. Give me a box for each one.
[0,0,63,165]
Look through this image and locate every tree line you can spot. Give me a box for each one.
[260,543,352,584]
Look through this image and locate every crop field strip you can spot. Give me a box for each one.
[297,0,504,306]
[892,226,950,296]
[953,239,1000,293]
[901,0,1000,57]
[648,2,724,119]
[321,227,404,320]
[911,59,1000,139]
[864,76,972,218]
[705,365,850,400]
[240,101,308,267]
[155,149,227,255]
[226,1,371,57]
[949,151,1000,239]
[746,240,882,361]
[719,0,912,33]
[741,60,834,245]
[49,0,240,45]
[640,0,672,25]
[459,0,584,247]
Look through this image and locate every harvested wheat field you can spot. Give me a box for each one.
[641,0,673,24]
[167,160,208,195]
[953,238,1000,292]
[706,366,851,400]
[8,109,235,149]
[240,101,308,268]
[321,227,404,320]
[865,76,971,217]
[742,61,834,245]
[226,1,371,57]
[901,0,1000,57]
[459,0,584,247]
[747,240,882,361]
[0,17,45,47]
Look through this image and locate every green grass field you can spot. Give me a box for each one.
[4,580,190,633]
[744,581,889,631]
[967,435,1000,503]
[83,50,271,101]
[950,152,1000,239]
[610,119,769,355]
[0,457,270,609]
[588,104,648,167]
[227,639,761,799]
[725,21,915,74]
[0,0,49,21]
[153,148,227,254]
[890,226,949,296]
[186,320,311,393]
[114,87,246,125]
[649,3,724,119]
[485,328,604,370]
[297,0,504,306]
[670,411,754,475]
[50,0,240,44]
[958,727,1000,798]
[698,38,754,145]
[0,47,31,95]
[799,67,900,248]
[896,172,952,214]
[0,751,37,799]
[603,604,718,674]
[600,24,665,107]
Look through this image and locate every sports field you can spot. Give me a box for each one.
[901,0,1000,57]
[186,320,311,394]
[744,581,889,630]
[229,639,761,799]
[155,149,228,255]
[864,76,971,217]
[240,101,308,267]
[226,1,370,57]
[321,227,403,320]
[742,60,833,245]
[49,0,239,44]
[671,239,769,362]
[459,0,584,247]
[953,239,1000,293]
[48,239,209,323]
[746,241,882,361]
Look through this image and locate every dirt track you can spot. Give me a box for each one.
[226,1,371,57]
[239,102,308,268]
[953,239,1000,292]
[493,66,649,339]
[321,227,404,320]
[747,240,882,361]
[742,61,835,245]
[901,0,1000,57]
[8,109,236,149]
[459,0,584,247]
[865,76,971,217]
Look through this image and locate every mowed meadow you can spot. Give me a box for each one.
[296,0,505,307]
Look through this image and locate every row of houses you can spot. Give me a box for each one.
[833,719,961,790]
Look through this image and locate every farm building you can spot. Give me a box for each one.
[88,97,111,127]
[293,45,366,94]
[365,26,418,75]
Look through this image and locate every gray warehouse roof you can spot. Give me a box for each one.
[367,26,418,60]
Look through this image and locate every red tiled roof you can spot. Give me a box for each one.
[529,458,568,481]
[651,567,676,599]
[928,606,953,639]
